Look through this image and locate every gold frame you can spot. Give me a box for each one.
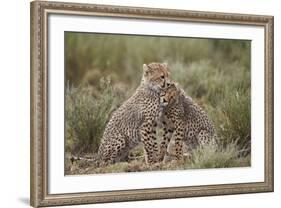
[30,1,274,207]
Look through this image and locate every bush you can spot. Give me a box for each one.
[65,78,124,154]
[218,88,251,152]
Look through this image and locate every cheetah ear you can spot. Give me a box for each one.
[170,82,176,88]
[143,64,149,73]
[162,62,168,67]
[175,82,181,88]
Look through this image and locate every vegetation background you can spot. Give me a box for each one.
[65,32,251,175]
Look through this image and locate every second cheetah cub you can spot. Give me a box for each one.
[158,82,218,162]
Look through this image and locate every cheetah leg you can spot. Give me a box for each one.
[98,135,127,167]
[151,120,159,162]
[140,120,158,164]
[197,130,217,148]
[183,130,196,160]
[159,122,174,162]
[174,123,185,160]
[98,149,111,167]
[99,148,116,167]
[111,138,128,163]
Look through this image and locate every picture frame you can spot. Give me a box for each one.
[30,0,274,207]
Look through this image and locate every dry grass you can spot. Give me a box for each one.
[65,140,250,175]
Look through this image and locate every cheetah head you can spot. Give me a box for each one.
[141,62,171,93]
[160,82,180,107]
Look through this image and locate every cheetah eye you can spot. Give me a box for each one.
[160,75,165,79]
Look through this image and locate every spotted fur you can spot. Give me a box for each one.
[98,63,171,166]
[158,82,218,161]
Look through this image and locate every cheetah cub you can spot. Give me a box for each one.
[158,82,218,162]
[98,63,171,166]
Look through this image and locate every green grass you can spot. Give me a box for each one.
[65,78,127,154]
[65,32,251,174]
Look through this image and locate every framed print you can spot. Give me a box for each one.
[30,1,274,207]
